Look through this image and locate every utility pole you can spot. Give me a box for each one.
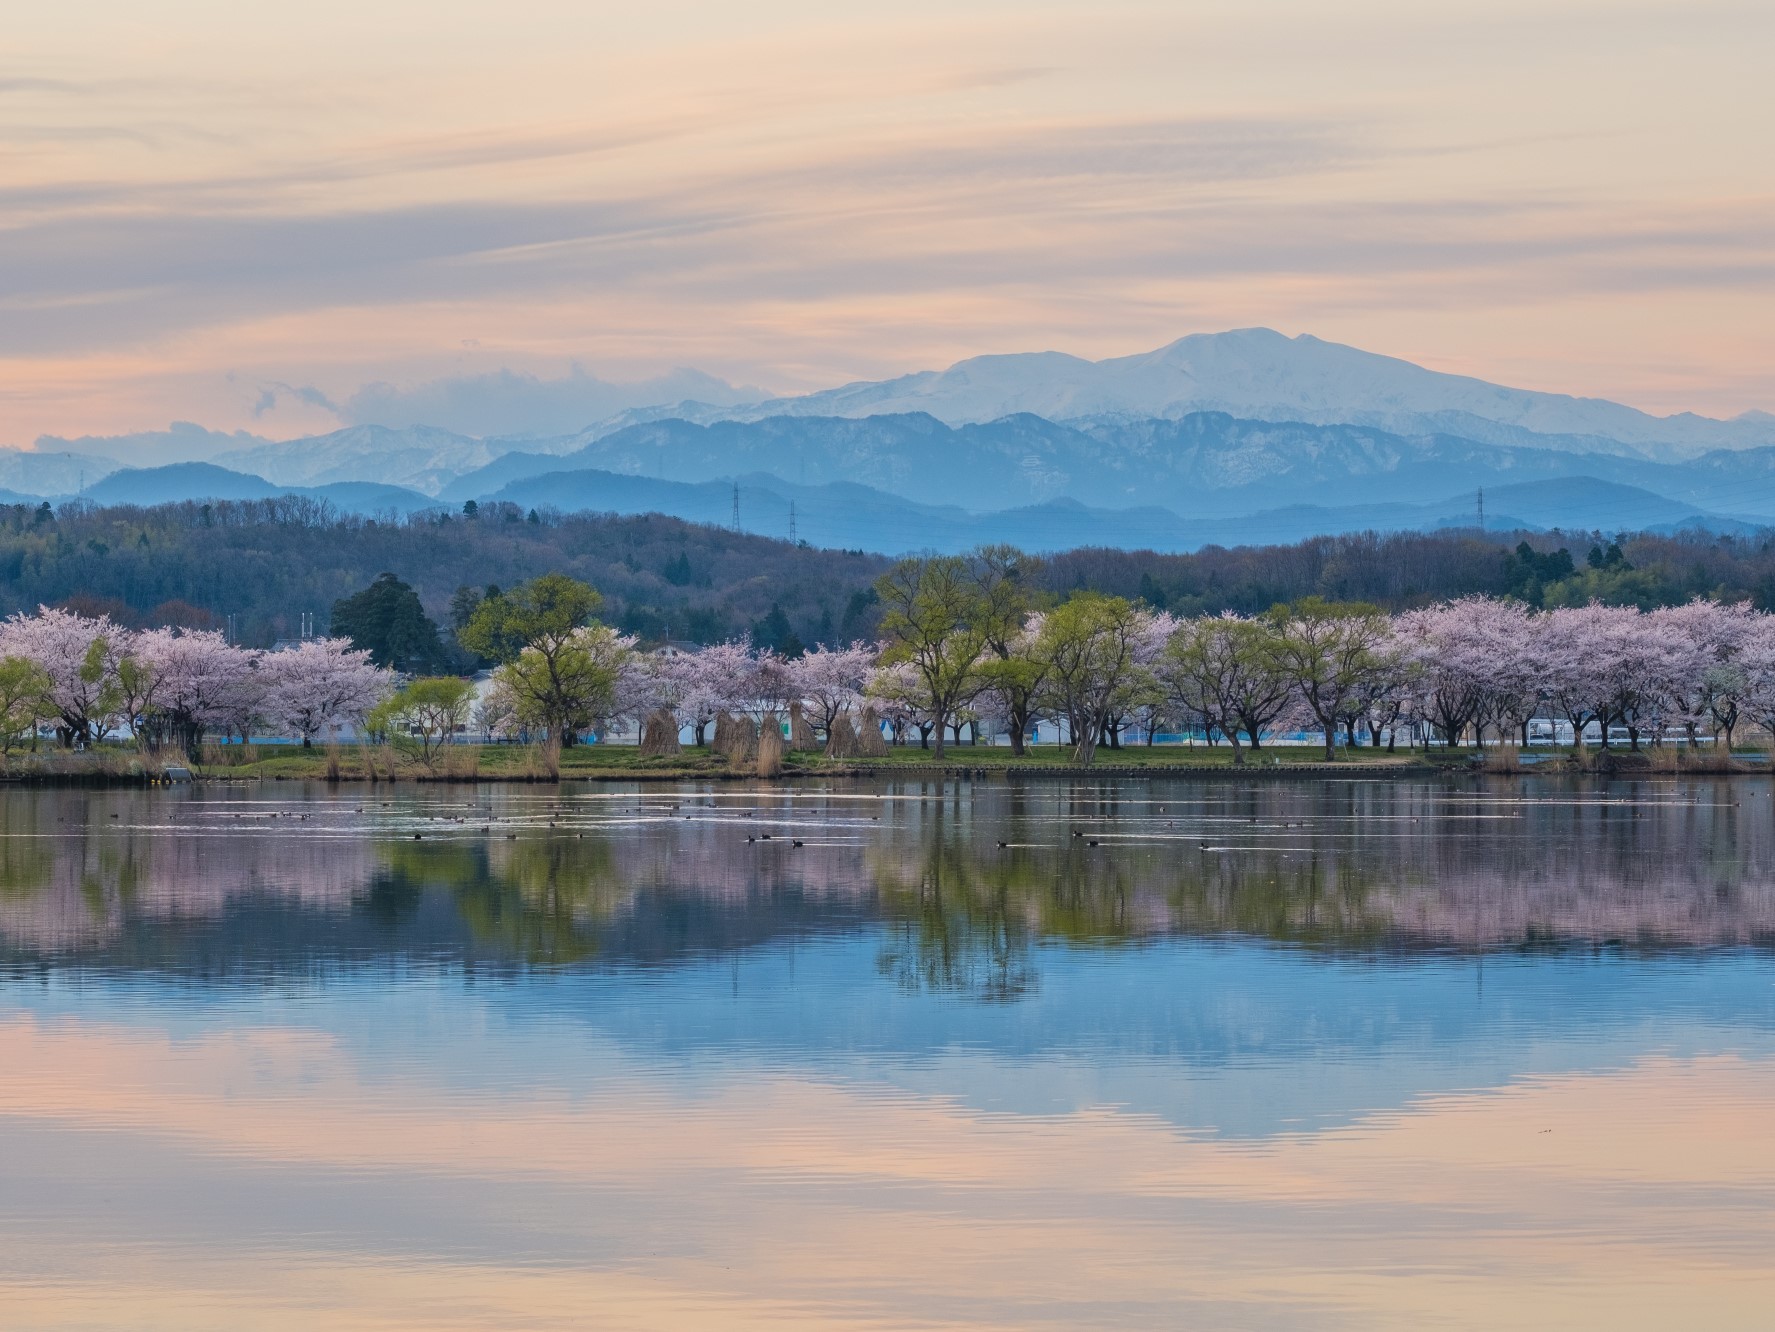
[731,482,740,533]
[1477,487,1485,532]
[789,501,796,545]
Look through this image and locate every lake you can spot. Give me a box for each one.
[1,776,1773,1329]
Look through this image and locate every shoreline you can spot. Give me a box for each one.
[0,747,1763,787]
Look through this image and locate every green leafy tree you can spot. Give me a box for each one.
[1032,593,1149,765]
[1266,597,1392,761]
[972,545,1047,755]
[330,573,448,672]
[458,573,601,665]
[874,555,991,759]
[459,575,614,745]
[1159,614,1292,764]
[495,624,631,744]
[0,656,52,756]
[381,676,475,764]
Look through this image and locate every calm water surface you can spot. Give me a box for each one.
[2,776,1773,1329]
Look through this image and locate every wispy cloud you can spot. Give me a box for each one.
[1,0,1771,434]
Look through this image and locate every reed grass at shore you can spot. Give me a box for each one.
[0,740,1765,784]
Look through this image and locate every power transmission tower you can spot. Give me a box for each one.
[1477,487,1485,531]
[789,501,797,545]
[731,482,740,532]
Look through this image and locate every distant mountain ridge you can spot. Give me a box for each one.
[683,329,1775,458]
[11,455,1759,556]
[438,411,1775,524]
[10,329,1774,552]
[75,462,432,513]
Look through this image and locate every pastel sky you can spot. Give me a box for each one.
[4,0,1773,442]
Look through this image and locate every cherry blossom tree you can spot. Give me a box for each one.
[867,659,937,748]
[673,642,758,745]
[0,607,127,746]
[1649,599,1757,749]
[1538,606,1605,747]
[133,628,256,755]
[263,637,393,747]
[1737,614,1775,747]
[1397,600,1500,747]
[1465,599,1541,746]
[788,643,878,740]
[1111,609,1175,747]
[475,677,520,741]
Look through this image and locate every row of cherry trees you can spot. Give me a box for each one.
[477,640,884,748]
[12,593,1775,766]
[609,595,1775,766]
[0,607,391,754]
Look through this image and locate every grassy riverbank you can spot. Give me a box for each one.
[10,740,1753,783]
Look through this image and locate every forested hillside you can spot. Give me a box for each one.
[0,496,1771,652]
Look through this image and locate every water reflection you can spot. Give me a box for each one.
[2,778,1774,1329]
[4,777,1775,975]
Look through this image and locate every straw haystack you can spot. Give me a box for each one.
[639,708,681,757]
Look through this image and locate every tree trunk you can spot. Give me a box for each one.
[1007,701,1029,756]
[1073,727,1098,766]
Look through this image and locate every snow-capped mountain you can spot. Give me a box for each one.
[701,329,1775,458]
[213,424,580,496]
[18,331,1774,504]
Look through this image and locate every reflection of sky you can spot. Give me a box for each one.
[6,784,1775,1327]
[11,935,1775,1138]
[5,946,1775,1329]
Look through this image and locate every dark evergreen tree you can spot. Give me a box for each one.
[750,603,804,658]
[330,572,449,671]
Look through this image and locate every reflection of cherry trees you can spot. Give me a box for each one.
[8,781,1775,975]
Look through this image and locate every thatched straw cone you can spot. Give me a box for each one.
[825,713,859,759]
[756,712,784,776]
[639,707,682,757]
[711,712,752,758]
[789,701,819,751]
[856,705,889,756]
